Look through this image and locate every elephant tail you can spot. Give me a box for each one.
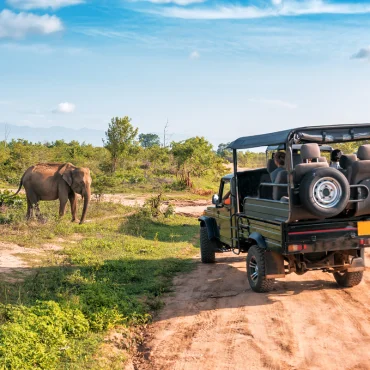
[12,175,24,196]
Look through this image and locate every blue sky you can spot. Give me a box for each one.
[1,0,370,146]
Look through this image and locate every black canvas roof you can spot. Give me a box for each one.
[228,124,370,150]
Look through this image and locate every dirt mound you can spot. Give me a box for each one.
[130,250,370,370]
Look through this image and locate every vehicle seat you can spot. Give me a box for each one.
[267,158,277,174]
[339,154,357,181]
[351,145,370,217]
[292,153,301,167]
[351,145,370,185]
[293,143,328,183]
[259,159,276,199]
[272,170,288,200]
[318,157,327,163]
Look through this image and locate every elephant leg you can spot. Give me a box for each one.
[26,198,33,220]
[59,196,68,217]
[69,192,77,222]
[26,192,40,220]
[34,203,42,220]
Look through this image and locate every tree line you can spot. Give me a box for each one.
[0,116,266,193]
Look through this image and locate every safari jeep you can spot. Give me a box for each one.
[199,124,370,292]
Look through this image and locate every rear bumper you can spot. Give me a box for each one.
[284,221,370,254]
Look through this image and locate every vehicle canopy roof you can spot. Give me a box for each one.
[228,124,370,150]
[266,144,333,152]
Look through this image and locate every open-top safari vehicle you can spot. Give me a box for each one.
[199,124,370,292]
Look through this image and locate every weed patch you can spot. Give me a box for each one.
[0,201,199,368]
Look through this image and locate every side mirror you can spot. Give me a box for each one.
[212,194,219,205]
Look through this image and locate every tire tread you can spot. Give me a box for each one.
[200,226,216,263]
[333,271,363,287]
[246,246,274,293]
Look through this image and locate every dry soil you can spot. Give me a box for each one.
[131,250,370,370]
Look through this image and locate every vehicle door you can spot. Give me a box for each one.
[216,178,233,245]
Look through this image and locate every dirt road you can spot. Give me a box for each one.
[131,249,370,370]
[101,194,209,216]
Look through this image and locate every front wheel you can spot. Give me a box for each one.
[200,226,216,263]
[246,246,274,293]
[333,271,363,287]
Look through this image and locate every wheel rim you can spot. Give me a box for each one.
[249,256,259,283]
[312,177,342,209]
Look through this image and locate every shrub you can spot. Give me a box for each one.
[0,301,89,370]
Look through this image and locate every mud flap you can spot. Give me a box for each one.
[347,257,365,272]
[265,251,285,279]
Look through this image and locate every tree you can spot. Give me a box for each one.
[138,133,161,148]
[103,116,138,172]
[171,137,222,187]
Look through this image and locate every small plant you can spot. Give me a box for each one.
[0,190,24,208]
[144,193,163,217]
[164,204,175,218]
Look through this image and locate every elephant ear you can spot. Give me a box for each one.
[59,163,74,186]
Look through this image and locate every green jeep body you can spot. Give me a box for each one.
[199,124,370,292]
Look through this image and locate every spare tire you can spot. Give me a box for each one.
[300,167,350,218]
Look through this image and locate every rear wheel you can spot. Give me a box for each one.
[200,226,216,263]
[333,271,363,287]
[246,246,274,293]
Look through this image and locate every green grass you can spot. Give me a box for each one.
[0,198,199,369]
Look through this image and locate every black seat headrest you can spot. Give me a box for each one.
[267,158,277,174]
[357,145,370,160]
[339,154,357,169]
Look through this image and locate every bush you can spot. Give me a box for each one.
[0,301,89,370]
[0,190,24,208]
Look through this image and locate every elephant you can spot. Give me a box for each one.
[13,162,92,224]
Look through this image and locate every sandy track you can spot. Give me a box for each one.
[132,250,370,370]
[101,194,210,217]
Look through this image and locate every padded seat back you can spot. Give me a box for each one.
[273,170,288,200]
[267,158,277,174]
[294,143,328,183]
[339,154,357,182]
[351,145,370,185]
[292,153,301,167]
[352,145,370,217]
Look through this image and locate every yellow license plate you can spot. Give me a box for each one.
[358,221,370,236]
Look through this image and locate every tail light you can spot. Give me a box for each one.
[288,244,307,252]
[359,238,370,246]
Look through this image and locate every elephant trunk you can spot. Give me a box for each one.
[80,186,91,224]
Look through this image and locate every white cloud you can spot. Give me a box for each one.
[155,0,370,19]
[6,0,84,10]
[53,102,76,114]
[0,9,63,39]
[142,0,205,4]
[271,0,283,5]
[189,50,200,59]
[248,98,297,109]
[351,47,370,60]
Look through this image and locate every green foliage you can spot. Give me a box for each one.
[103,117,139,172]
[216,142,232,160]
[0,190,24,208]
[0,301,89,369]
[238,151,266,168]
[138,133,161,148]
[0,190,24,224]
[0,202,198,369]
[171,137,225,187]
